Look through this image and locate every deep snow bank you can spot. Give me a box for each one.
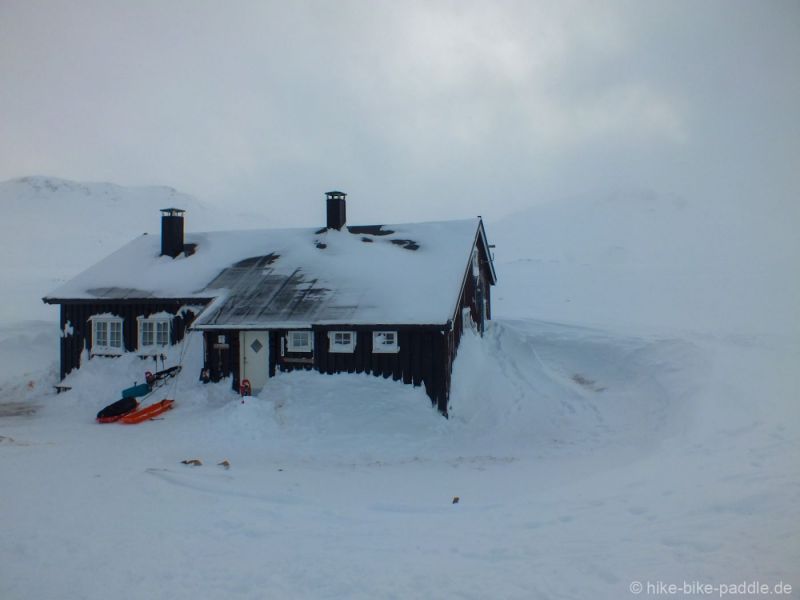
[448,320,703,458]
[20,318,705,470]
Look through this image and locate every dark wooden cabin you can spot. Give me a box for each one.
[44,193,496,415]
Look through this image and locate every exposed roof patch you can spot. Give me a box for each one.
[229,253,280,269]
[389,239,420,251]
[347,225,395,236]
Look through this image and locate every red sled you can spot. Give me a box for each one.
[120,399,175,424]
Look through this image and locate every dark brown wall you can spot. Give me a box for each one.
[477,233,493,320]
[202,330,240,387]
[58,301,199,379]
[304,327,449,412]
[462,234,493,332]
[203,327,452,413]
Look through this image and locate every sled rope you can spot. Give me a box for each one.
[164,328,194,400]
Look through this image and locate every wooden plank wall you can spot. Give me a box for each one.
[264,327,450,412]
[477,232,493,320]
[58,302,197,379]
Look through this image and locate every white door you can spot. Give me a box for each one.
[240,331,270,392]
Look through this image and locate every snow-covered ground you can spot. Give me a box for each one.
[1,179,797,599]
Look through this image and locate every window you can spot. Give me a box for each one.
[137,316,171,352]
[287,330,313,352]
[372,331,399,353]
[328,331,356,353]
[90,316,123,355]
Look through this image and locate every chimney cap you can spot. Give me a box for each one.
[325,191,346,198]
[160,207,185,216]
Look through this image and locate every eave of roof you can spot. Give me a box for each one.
[42,296,214,305]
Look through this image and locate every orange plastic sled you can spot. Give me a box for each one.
[120,399,175,424]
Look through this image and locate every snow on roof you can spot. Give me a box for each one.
[44,219,483,327]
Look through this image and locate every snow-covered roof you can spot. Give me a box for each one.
[44,219,487,328]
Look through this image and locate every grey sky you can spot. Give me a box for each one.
[1,0,797,226]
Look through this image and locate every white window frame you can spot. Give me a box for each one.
[90,315,124,355]
[286,330,313,352]
[372,331,399,353]
[328,331,356,353]
[137,315,172,352]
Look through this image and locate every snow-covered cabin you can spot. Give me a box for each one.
[43,192,497,414]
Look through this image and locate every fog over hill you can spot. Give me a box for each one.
[0,176,270,324]
[489,189,800,335]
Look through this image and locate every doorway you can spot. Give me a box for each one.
[240,331,270,392]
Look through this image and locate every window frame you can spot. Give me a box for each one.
[137,315,172,353]
[90,315,124,355]
[328,331,356,353]
[372,331,399,353]
[286,330,313,353]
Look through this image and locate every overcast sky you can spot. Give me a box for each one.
[1,0,798,226]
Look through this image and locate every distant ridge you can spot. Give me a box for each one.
[1,175,190,203]
[0,176,219,323]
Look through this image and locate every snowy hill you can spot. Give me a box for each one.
[490,190,800,335]
[0,178,798,599]
[0,176,269,324]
